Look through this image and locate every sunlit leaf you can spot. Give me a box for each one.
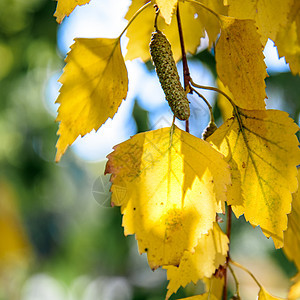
[177,276,223,300]
[283,169,300,270]
[217,79,233,121]
[125,1,205,62]
[289,274,300,300]
[203,276,224,300]
[164,223,228,299]
[54,0,91,23]
[216,16,267,110]
[156,0,177,24]
[185,0,227,48]
[208,109,300,248]
[258,287,284,299]
[276,1,300,75]
[227,0,292,45]
[55,38,128,162]
[105,126,231,269]
[178,294,219,300]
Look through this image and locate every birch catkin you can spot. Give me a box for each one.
[150,30,190,120]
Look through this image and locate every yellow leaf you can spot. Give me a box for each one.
[227,0,293,45]
[178,294,219,300]
[258,287,285,300]
[276,1,300,75]
[203,276,224,300]
[283,169,300,270]
[0,180,31,267]
[207,109,300,248]
[164,223,228,299]
[54,0,91,23]
[289,274,300,300]
[217,79,233,121]
[177,276,223,300]
[125,1,206,62]
[55,38,128,162]
[105,126,231,269]
[156,0,177,25]
[188,0,227,48]
[216,16,267,110]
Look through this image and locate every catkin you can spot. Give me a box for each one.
[150,30,190,120]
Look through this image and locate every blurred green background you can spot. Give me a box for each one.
[0,1,299,299]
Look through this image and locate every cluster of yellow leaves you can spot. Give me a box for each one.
[53,0,300,299]
[105,125,230,297]
[227,0,300,75]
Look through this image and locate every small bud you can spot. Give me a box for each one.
[202,121,218,140]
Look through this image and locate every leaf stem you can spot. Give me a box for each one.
[228,260,240,298]
[190,78,243,120]
[154,4,160,31]
[190,78,236,108]
[191,88,214,123]
[229,259,262,289]
[118,1,152,39]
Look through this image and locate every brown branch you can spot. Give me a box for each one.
[176,3,191,133]
[176,3,190,90]
[222,205,232,300]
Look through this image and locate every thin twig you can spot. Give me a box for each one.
[228,261,240,298]
[191,87,214,123]
[190,78,241,119]
[229,259,262,289]
[176,3,191,91]
[185,119,190,133]
[118,1,152,39]
[176,3,191,133]
[222,205,232,300]
[154,4,160,30]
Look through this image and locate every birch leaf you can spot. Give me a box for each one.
[283,169,300,270]
[258,287,284,300]
[164,223,228,299]
[227,0,292,45]
[289,274,300,300]
[208,109,300,248]
[55,38,128,162]
[125,1,205,62]
[105,126,231,269]
[217,79,233,121]
[178,294,218,300]
[54,0,91,23]
[216,16,267,110]
[156,0,177,25]
[276,1,300,75]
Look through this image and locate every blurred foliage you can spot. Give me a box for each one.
[0,1,299,299]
